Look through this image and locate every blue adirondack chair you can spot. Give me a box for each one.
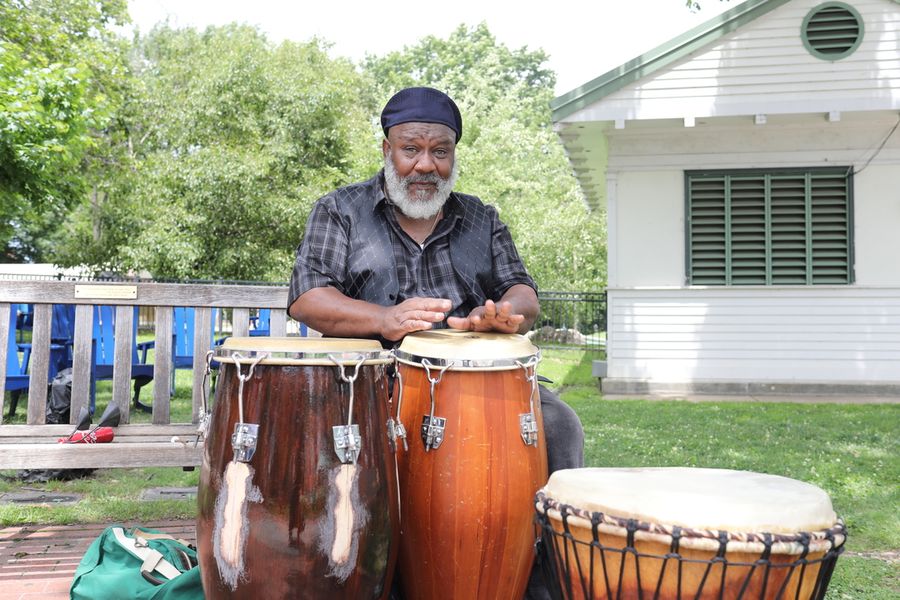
[91,306,154,412]
[249,308,271,336]
[138,307,218,397]
[249,308,307,337]
[8,305,73,417]
[14,304,33,342]
[19,304,75,373]
[4,309,30,417]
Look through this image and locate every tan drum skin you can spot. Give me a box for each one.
[536,468,847,600]
[394,330,549,600]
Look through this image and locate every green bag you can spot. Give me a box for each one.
[70,525,204,600]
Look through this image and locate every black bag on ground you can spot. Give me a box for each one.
[46,367,73,424]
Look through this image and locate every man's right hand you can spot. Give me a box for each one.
[380,297,452,341]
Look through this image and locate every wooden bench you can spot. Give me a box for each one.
[0,280,292,470]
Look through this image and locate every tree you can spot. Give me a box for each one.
[0,0,131,261]
[364,24,606,291]
[53,24,371,281]
[685,0,731,12]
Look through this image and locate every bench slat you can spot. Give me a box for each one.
[0,424,200,437]
[0,442,202,469]
[152,307,173,425]
[71,305,94,422]
[27,304,53,425]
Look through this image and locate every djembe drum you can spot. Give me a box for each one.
[393,330,549,600]
[196,337,398,599]
[535,468,846,600]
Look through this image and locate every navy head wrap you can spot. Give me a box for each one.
[380,87,462,143]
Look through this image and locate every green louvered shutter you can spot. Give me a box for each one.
[729,176,767,285]
[810,171,851,283]
[687,176,727,284]
[687,168,852,286]
[770,174,808,284]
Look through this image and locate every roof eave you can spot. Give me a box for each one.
[551,0,793,122]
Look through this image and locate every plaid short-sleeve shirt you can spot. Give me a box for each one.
[289,171,535,322]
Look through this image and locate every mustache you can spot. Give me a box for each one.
[404,172,442,184]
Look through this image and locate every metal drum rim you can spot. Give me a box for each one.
[393,349,541,371]
[213,346,393,366]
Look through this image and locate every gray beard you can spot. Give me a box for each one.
[383,156,458,220]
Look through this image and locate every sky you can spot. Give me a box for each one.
[126,0,736,96]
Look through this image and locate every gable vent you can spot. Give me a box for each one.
[802,3,864,60]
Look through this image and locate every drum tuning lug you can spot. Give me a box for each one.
[333,424,362,464]
[231,422,259,463]
[420,415,446,451]
[396,422,409,452]
[194,412,211,448]
[386,418,397,451]
[386,418,409,452]
[519,413,539,446]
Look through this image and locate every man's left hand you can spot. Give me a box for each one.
[446,299,525,334]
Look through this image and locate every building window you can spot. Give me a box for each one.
[802,2,864,61]
[686,168,853,285]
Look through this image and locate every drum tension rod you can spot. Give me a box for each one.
[194,350,216,448]
[516,358,540,447]
[387,366,408,452]
[230,352,268,463]
[329,354,367,464]
[420,359,454,451]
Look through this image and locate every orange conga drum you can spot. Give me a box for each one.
[393,330,549,600]
[535,468,847,600]
[196,337,398,599]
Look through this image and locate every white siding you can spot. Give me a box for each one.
[611,171,685,288]
[567,0,900,390]
[605,114,900,288]
[854,163,900,286]
[568,0,900,123]
[607,287,900,384]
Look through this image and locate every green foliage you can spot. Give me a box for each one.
[10,13,606,289]
[364,24,607,292]
[54,24,372,280]
[0,0,131,261]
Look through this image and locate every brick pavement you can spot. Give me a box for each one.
[0,520,196,600]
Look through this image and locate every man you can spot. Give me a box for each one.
[288,86,583,598]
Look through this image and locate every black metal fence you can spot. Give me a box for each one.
[530,291,607,352]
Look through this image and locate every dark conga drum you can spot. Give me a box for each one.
[535,467,847,600]
[196,337,398,599]
[393,330,549,600]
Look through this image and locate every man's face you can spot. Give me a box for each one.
[383,122,458,219]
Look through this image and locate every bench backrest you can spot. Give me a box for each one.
[0,280,293,426]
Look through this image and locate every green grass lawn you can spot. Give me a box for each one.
[2,348,897,598]
[541,348,899,599]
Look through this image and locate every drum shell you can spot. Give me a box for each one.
[197,360,398,599]
[538,508,837,600]
[396,363,548,600]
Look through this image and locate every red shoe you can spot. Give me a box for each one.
[58,427,115,444]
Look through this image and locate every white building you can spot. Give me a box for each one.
[552,0,900,395]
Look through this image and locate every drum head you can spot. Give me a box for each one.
[215,336,391,365]
[541,467,838,534]
[394,330,539,370]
